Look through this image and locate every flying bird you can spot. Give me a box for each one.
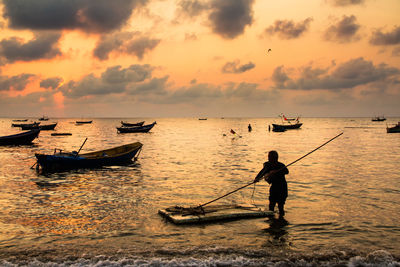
[267,48,272,53]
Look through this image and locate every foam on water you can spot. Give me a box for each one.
[1,250,399,267]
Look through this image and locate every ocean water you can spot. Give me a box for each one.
[0,117,399,266]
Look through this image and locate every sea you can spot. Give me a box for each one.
[0,117,399,266]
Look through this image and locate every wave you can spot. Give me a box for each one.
[1,249,399,267]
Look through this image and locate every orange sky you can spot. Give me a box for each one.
[0,0,399,117]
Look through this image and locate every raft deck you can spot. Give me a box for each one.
[158,204,274,224]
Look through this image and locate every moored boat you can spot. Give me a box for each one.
[117,122,156,133]
[0,129,40,145]
[12,122,40,128]
[35,142,143,172]
[39,116,49,121]
[12,119,28,122]
[387,122,400,133]
[121,121,145,127]
[272,123,302,130]
[21,122,57,130]
[372,116,386,121]
[51,133,72,136]
[76,120,92,124]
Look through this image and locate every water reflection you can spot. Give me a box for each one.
[263,216,289,243]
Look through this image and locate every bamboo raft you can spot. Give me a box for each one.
[159,204,273,224]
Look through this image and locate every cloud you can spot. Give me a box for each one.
[60,64,154,98]
[175,0,209,18]
[40,77,63,89]
[208,0,254,39]
[0,32,62,63]
[263,18,313,39]
[369,26,400,46]
[0,73,36,91]
[93,32,161,60]
[324,15,361,43]
[2,0,148,33]
[221,60,255,73]
[327,0,365,6]
[272,57,400,90]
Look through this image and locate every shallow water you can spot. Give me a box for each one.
[0,117,399,266]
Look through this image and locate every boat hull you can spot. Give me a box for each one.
[21,123,57,130]
[117,122,156,133]
[35,142,143,172]
[121,121,144,127]
[272,123,302,130]
[387,126,400,133]
[0,129,40,145]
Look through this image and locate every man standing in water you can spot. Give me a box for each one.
[254,151,289,217]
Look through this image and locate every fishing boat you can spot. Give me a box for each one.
[117,122,156,133]
[12,119,28,122]
[21,122,57,130]
[35,142,143,172]
[76,120,92,124]
[38,116,49,121]
[120,121,145,127]
[387,122,400,133]
[372,116,386,121]
[272,114,302,130]
[12,122,40,128]
[198,118,207,120]
[272,123,302,130]
[0,129,40,146]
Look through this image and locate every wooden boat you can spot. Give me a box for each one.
[372,116,386,121]
[121,121,145,127]
[198,118,207,120]
[12,122,40,128]
[38,116,49,121]
[21,122,57,130]
[159,204,274,225]
[272,125,286,132]
[35,142,143,172]
[12,119,28,122]
[117,122,156,133]
[272,122,302,130]
[0,129,40,146]
[76,120,92,124]
[387,122,400,133]
[51,133,72,136]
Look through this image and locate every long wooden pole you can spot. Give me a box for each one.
[75,138,88,157]
[198,132,343,208]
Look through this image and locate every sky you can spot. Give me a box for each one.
[0,0,399,118]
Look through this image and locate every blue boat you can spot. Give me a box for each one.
[35,142,142,172]
[0,129,40,145]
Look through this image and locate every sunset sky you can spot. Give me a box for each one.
[0,0,399,118]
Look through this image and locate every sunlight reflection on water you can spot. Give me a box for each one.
[0,117,399,260]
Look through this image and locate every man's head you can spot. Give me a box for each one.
[268,150,278,163]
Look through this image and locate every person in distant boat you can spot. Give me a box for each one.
[254,150,289,217]
[248,124,252,132]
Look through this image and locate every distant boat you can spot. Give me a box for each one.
[272,114,302,131]
[0,129,40,146]
[117,122,156,133]
[12,119,28,122]
[199,118,207,120]
[51,133,72,136]
[76,120,92,124]
[372,116,386,121]
[12,122,40,128]
[21,122,57,130]
[272,123,302,130]
[35,142,143,173]
[38,116,49,121]
[120,121,145,127]
[387,122,400,133]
